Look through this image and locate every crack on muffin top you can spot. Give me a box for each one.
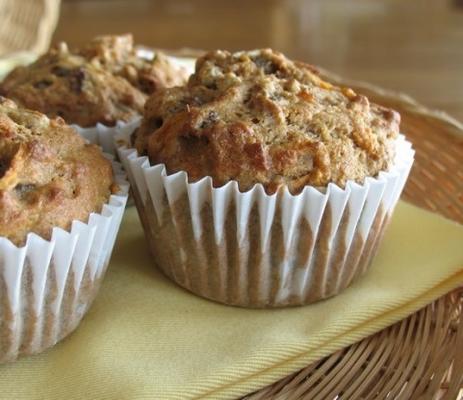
[134,49,400,194]
[0,97,114,245]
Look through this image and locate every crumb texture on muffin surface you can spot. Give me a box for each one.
[0,34,188,127]
[134,49,400,194]
[78,34,189,95]
[0,97,114,246]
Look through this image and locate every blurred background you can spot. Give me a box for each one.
[1,0,462,120]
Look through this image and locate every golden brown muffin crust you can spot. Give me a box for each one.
[78,34,189,95]
[0,34,188,127]
[0,42,146,127]
[134,49,400,194]
[0,98,114,246]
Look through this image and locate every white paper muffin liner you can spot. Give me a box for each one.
[0,157,129,362]
[116,122,414,308]
[72,118,142,155]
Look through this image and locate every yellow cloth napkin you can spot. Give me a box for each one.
[1,201,462,400]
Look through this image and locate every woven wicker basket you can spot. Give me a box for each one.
[0,38,461,397]
[0,0,60,56]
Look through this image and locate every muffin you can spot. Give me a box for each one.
[118,49,414,308]
[0,34,189,152]
[0,97,128,362]
[0,41,145,128]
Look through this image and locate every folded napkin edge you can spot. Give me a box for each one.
[194,267,463,400]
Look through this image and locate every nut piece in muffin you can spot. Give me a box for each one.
[78,34,189,95]
[0,97,115,245]
[134,49,400,194]
[0,34,188,127]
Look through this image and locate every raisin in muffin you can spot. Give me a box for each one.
[134,49,399,194]
[0,97,128,362]
[0,34,188,127]
[0,97,114,245]
[120,49,414,307]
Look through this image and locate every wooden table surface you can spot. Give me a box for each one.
[54,0,463,122]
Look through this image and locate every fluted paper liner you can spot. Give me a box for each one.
[72,118,142,155]
[117,122,414,307]
[0,158,129,363]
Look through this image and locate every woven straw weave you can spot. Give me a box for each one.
[0,0,60,56]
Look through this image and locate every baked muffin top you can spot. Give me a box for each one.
[0,98,114,246]
[78,34,189,95]
[134,49,400,194]
[0,34,188,127]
